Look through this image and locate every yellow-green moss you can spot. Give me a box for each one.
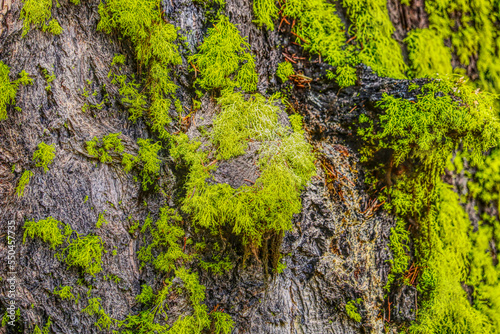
[189,16,258,92]
[0,62,33,121]
[33,142,55,173]
[23,217,66,249]
[171,90,316,248]
[276,61,295,82]
[98,0,182,137]
[15,170,33,197]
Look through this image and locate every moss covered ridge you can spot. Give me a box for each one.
[172,90,315,252]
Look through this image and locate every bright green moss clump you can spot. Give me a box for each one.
[469,149,500,207]
[53,286,75,301]
[0,62,33,121]
[121,267,234,334]
[20,0,52,37]
[86,133,124,163]
[345,299,362,322]
[276,61,294,82]
[20,0,63,37]
[358,77,499,216]
[15,170,33,197]
[409,183,498,333]
[42,19,63,35]
[23,217,66,249]
[253,0,279,30]
[341,0,406,79]
[172,90,316,248]
[63,234,105,276]
[283,0,347,68]
[383,219,410,291]
[23,216,104,276]
[359,77,500,332]
[33,142,55,173]
[137,138,162,191]
[403,0,500,95]
[137,207,189,272]
[188,16,258,92]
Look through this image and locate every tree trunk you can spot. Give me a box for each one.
[0,0,496,334]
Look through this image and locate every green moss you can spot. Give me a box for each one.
[23,217,66,249]
[276,61,294,82]
[121,268,233,334]
[96,212,108,229]
[98,0,181,137]
[383,219,410,291]
[0,62,32,121]
[42,19,63,35]
[288,114,304,135]
[33,142,55,172]
[32,317,51,334]
[15,170,33,197]
[199,255,233,275]
[20,0,52,37]
[283,0,348,68]
[253,0,279,30]
[409,183,495,333]
[82,297,118,331]
[211,311,235,334]
[359,77,500,332]
[188,16,258,92]
[121,152,136,172]
[405,29,453,78]
[135,284,154,305]
[62,234,104,276]
[403,0,500,96]
[53,286,75,301]
[469,149,500,208]
[358,77,499,216]
[341,0,407,79]
[136,138,162,191]
[335,65,357,88]
[171,90,315,249]
[137,207,189,272]
[345,299,362,322]
[86,133,124,163]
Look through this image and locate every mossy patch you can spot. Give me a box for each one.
[0,62,33,121]
[188,16,258,92]
[171,90,316,251]
[33,142,55,173]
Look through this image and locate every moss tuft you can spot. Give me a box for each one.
[23,217,66,249]
[33,142,55,173]
[53,286,75,301]
[188,16,258,92]
[0,62,33,121]
[20,0,52,37]
[15,170,33,197]
[86,133,124,163]
[345,299,362,322]
[171,90,316,249]
[253,0,279,30]
[276,61,295,82]
[62,234,105,276]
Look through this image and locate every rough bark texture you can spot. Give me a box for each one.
[0,1,429,333]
